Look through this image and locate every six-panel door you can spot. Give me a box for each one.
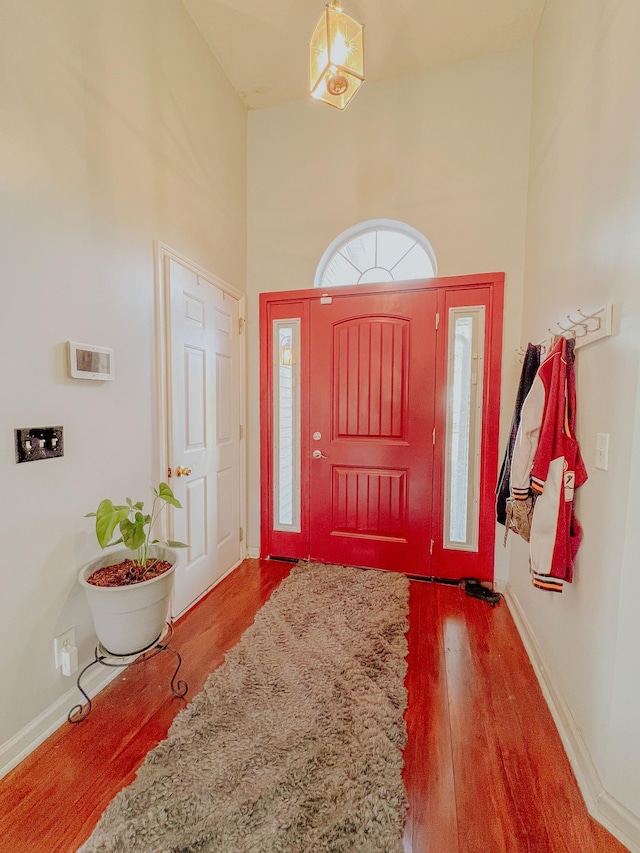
[168,258,242,615]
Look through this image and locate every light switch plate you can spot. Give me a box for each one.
[15,426,64,463]
[595,433,610,471]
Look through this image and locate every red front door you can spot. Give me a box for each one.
[259,274,504,582]
[308,289,437,572]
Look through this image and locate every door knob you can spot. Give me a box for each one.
[175,465,192,477]
[312,450,326,459]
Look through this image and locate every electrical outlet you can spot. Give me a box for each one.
[54,628,76,669]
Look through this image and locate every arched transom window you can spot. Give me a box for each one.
[314,219,437,288]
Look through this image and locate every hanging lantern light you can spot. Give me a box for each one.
[309,2,365,110]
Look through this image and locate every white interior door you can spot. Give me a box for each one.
[167,257,242,615]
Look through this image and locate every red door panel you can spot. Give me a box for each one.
[431,284,504,581]
[309,290,437,574]
[259,299,311,562]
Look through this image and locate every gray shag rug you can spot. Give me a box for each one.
[78,561,410,853]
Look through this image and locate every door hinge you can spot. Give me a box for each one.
[239,527,244,542]
[239,424,243,440]
[167,466,172,479]
[432,427,436,445]
[430,539,434,555]
[435,312,440,330]
[239,317,245,335]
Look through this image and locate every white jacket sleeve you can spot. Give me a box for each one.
[510,376,545,500]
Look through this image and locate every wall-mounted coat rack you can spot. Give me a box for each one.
[517,304,612,360]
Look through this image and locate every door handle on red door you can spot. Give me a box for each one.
[312,449,327,459]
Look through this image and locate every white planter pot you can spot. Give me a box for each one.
[79,546,178,656]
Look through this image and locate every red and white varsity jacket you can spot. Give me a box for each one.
[510,337,587,592]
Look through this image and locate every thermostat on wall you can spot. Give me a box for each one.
[67,341,115,380]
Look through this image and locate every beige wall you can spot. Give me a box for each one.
[0,0,246,763]
[4,2,639,843]
[511,0,640,838]
[246,45,535,574]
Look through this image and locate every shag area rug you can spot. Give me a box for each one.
[78,561,410,853]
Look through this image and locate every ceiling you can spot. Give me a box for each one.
[182,0,546,110]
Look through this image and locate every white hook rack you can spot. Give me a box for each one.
[517,303,612,360]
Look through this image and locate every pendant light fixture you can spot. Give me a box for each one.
[309,1,365,110]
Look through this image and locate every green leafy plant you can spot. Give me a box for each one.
[86,482,187,571]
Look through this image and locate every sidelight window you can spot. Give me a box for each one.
[272,319,301,532]
[443,307,485,551]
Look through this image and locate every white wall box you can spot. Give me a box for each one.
[67,342,114,381]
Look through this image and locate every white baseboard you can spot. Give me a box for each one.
[0,664,119,780]
[246,546,260,559]
[597,790,640,853]
[504,584,640,853]
[494,576,508,593]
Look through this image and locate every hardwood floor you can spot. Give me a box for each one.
[402,581,629,853]
[0,559,629,853]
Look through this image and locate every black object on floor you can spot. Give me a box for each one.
[459,578,502,607]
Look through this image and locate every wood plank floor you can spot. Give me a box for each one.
[0,559,629,853]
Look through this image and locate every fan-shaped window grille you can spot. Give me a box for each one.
[314,220,437,288]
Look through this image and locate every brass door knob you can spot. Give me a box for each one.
[175,465,192,477]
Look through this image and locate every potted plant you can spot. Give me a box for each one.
[79,482,187,656]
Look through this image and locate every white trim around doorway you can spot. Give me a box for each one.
[154,241,247,612]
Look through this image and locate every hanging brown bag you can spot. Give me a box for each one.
[504,495,535,545]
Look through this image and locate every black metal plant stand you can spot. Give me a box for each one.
[68,622,188,724]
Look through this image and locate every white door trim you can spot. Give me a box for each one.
[154,241,246,614]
